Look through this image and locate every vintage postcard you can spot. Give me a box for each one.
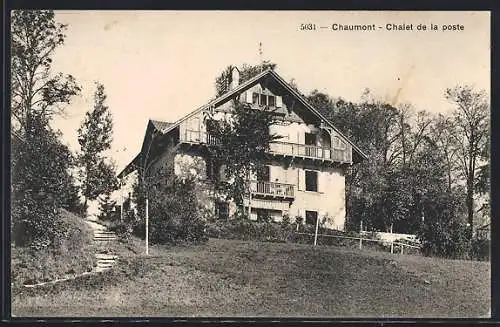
[10,10,490,318]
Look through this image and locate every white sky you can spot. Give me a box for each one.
[48,11,490,172]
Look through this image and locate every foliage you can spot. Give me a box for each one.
[130,158,208,244]
[203,100,281,208]
[11,209,95,287]
[77,82,118,206]
[307,85,489,256]
[11,10,84,248]
[445,85,490,238]
[11,10,81,134]
[97,193,118,221]
[215,61,277,97]
[417,190,470,259]
[205,219,296,243]
[11,116,80,248]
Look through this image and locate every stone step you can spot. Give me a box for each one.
[97,262,114,267]
[95,254,118,260]
[94,235,117,239]
[97,261,116,265]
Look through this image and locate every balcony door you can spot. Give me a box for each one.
[256,165,270,194]
[305,133,317,157]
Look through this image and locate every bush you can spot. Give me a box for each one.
[11,209,95,288]
[205,219,296,243]
[145,176,208,245]
[470,238,490,261]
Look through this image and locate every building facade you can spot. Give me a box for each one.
[117,68,367,230]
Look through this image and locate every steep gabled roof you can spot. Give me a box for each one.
[159,68,368,159]
[119,68,369,178]
[118,119,173,178]
[151,120,174,131]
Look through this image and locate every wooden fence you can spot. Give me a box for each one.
[295,232,421,255]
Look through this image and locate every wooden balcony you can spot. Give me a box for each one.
[179,129,352,163]
[180,129,219,145]
[249,180,295,199]
[269,141,352,163]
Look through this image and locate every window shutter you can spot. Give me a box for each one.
[317,171,323,193]
[246,90,253,104]
[276,96,283,108]
[298,169,305,191]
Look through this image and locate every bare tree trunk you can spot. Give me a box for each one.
[466,140,475,239]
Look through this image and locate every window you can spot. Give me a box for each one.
[305,210,318,225]
[305,170,318,192]
[305,133,318,157]
[260,94,267,106]
[216,201,229,220]
[252,92,277,107]
[252,92,259,105]
[305,133,317,146]
[268,96,276,107]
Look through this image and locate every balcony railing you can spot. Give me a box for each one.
[180,129,219,145]
[269,142,352,163]
[249,180,295,198]
[180,129,351,163]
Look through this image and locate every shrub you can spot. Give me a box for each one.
[145,176,208,245]
[470,238,490,261]
[11,209,95,288]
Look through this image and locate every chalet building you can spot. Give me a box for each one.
[117,68,367,230]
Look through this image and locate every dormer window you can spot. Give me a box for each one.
[252,92,276,107]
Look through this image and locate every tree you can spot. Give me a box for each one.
[203,100,281,212]
[97,193,117,221]
[11,10,81,135]
[445,85,489,238]
[11,10,84,248]
[77,82,118,209]
[11,116,76,248]
[215,61,277,97]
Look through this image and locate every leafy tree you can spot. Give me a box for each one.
[77,82,118,208]
[11,116,76,248]
[445,85,489,238]
[11,10,84,248]
[215,61,277,97]
[97,193,117,221]
[11,10,81,135]
[203,100,281,212]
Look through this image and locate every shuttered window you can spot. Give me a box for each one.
[305,170,318,192]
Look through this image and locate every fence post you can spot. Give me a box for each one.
[314,215,320,246]
[391,242,394,254]
[359,220,363,250]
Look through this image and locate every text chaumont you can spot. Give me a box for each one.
[331,23,417,31]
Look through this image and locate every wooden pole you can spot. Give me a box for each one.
[390,223,394,254]
[359,220,363,250]
[145,196,149,256]
[314,215,320,246]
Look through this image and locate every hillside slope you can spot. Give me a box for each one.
[12,238,490,318]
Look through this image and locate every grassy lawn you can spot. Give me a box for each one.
[12,238,490,318]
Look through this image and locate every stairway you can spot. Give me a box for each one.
[85,216,119,273]
[21,216,120,288]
